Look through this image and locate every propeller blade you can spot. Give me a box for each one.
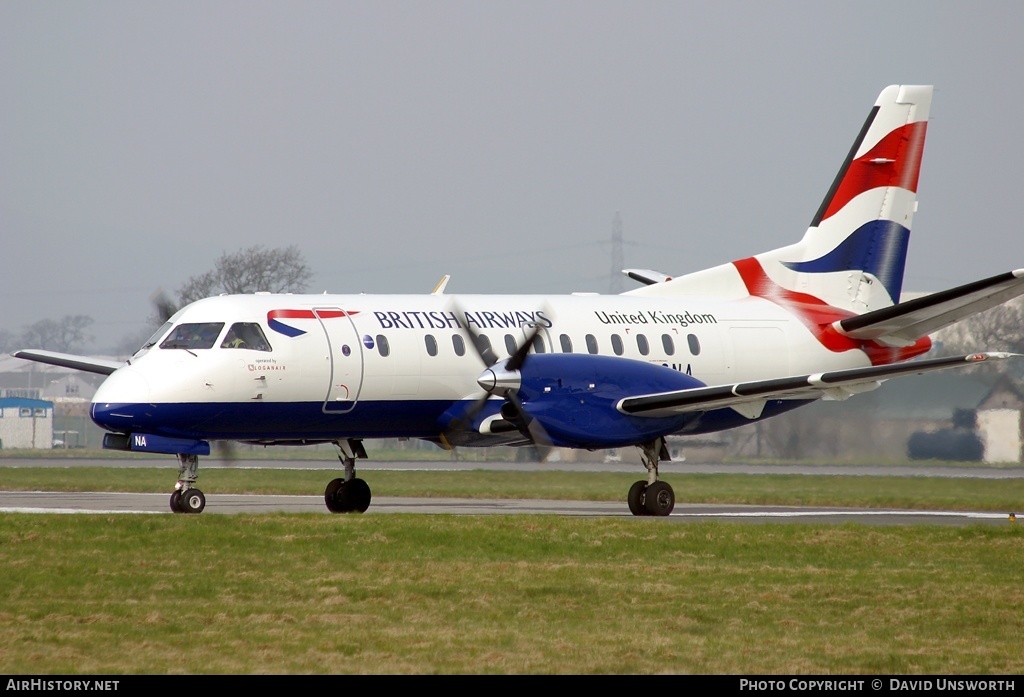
[447,300,498,367]
[501,391,554,462]
[213,440,237,465]
[443,390,493,437]
[151,288,179,323]
[506,322,544,372]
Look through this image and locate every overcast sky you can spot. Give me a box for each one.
[3,1,1023,352]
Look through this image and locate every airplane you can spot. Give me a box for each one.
[13,84,1024,517]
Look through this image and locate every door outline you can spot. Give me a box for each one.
[315,308,364,413]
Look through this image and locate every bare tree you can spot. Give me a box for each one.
[0,328,17,353]
[142,244,313,338]
[167,245,313,316]
[935,296,1024,354]
[19,315,94,353]
[933,296,1024,378]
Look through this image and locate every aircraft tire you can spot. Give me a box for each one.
[180,488,206,514]
[325,478,347,513]
[169,490,184,514]
[344,478,372,513]
[627,481,648,516]
[643,481,674,517]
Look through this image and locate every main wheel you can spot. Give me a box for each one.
[627,480,648,516]
[325,478,348,513]
[643,481,675,517]
[344,478,372,513]
[180,488,206,514]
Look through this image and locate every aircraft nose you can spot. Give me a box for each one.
[90,368,152,430]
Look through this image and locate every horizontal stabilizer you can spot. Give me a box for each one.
[618,352,1018,418]
[623,269,674,286]
[12,350,123,376]
[836,269,1024,346]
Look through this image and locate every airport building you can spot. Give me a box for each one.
[0,397,54,449]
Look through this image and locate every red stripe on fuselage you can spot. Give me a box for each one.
[267,309,359,320]
[732,257,931,365]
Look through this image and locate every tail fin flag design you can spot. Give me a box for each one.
[776,85,932,311]
[625,85,933,317]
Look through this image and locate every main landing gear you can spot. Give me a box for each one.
[169,453,206,514]
[324,439,372,513]
[627,437,675,517]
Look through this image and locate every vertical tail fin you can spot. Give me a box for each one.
[626,85,932,315]
[767,84,932,311]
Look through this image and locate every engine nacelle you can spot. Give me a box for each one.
[514,354,703,448]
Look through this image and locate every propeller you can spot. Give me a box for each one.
[150,288,179,324]
[211,440,239,466]
[444,301,556,459]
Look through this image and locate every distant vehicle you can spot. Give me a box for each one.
[14,85,1024,516]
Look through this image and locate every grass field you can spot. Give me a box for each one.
[2,464,1023,674]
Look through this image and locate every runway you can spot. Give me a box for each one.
[0,490,1017,526]
[2,458,1021,525]
[7,456,1024,479]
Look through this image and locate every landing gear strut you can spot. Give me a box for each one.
[325,439,372,513]
[169,453,206,514]
[627,437,675,517]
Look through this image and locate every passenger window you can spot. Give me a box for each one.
[687,334,701,356]
[662,334,675,356]
[585,334,599,354]
[453,334,466,357]
[637,334,650,356]
[504,334,518,356]
[474,334,493,359]
[611,334,624,356]
[160,322,225,350]
[425,334,438,357]
[559,334,573,353]
[376,335,390,357]
[221,322,272,352]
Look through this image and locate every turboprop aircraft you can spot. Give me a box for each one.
[14,85,1024,516]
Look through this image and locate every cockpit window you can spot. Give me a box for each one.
[136,321,173,354]
[160,322,225,350]
[221,322,272,352]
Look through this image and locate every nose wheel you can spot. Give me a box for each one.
[170,487,206,514]
[169,453,206,514]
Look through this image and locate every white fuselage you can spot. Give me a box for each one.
[89,291,907,447]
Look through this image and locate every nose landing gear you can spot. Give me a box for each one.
[169,454,206,514]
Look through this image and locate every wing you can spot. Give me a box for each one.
[836,269,1024,347]
[12,350,124,376]
[618,352,1019,419]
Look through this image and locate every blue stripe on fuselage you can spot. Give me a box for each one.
[90,398,815,444]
